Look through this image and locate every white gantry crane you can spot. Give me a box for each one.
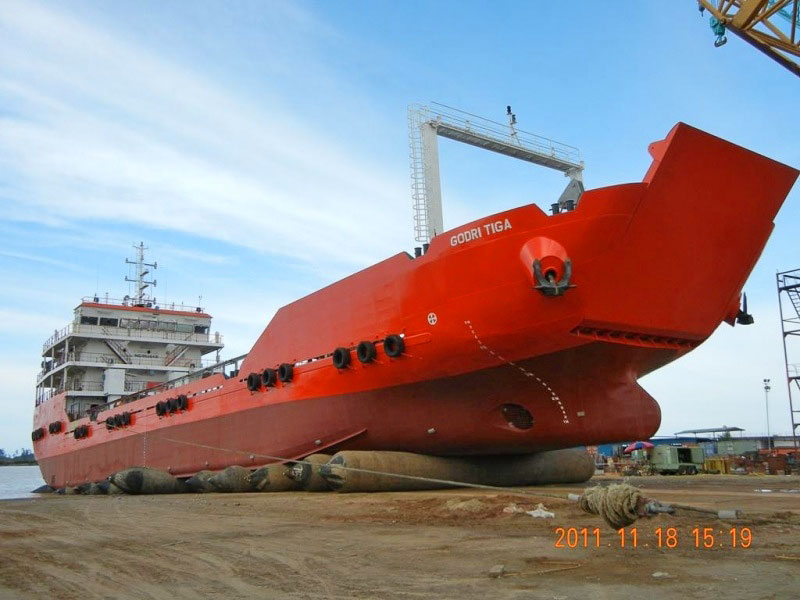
[408,102,585,245]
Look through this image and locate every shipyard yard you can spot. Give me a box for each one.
[1,475,798,600]
[2,3,799,600]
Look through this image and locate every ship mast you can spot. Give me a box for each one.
[125,242,157,307]
[408,102,585,245]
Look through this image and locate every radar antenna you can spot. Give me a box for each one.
[125,242,158,306]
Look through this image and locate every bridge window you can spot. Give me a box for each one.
[80,316,98,325]
[98,317,118,327]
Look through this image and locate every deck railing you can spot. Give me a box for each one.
[35,354,247,417]
[67,380,105,392]
[94,354,247,411]
[38,351,217,380]
[43,323,223,352]
[81,296,206,313]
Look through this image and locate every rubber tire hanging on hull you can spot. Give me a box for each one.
[383,335,405,358]
[246,372,260,391]
[357,341,376,363]
[332,347,351,369]
[278,363,293,382]
[261,368,277,387]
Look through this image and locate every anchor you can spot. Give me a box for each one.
[533,258,573,297]
[736,292,754,325]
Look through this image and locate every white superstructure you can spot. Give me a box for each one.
[35,244,224,420]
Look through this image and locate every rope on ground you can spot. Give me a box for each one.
[578,483,643,529]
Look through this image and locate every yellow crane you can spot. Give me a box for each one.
[698,1,800,76]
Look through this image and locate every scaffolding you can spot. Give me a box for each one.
[777,267,800,454]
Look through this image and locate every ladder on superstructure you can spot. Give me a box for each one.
[408,102,585,245]
[777,267,800,455]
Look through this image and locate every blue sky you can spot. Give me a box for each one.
[0,1,798,452]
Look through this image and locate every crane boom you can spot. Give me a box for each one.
[698,0,800,76]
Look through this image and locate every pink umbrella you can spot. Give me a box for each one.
[623,441,654,454]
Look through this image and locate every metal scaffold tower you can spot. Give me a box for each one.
[408,102,584,245]
[777,267,800,453]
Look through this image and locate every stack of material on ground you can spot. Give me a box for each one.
[703,457,729,474]
[719,454,793,475]
[762,454,790,475]
[47,448,595,495]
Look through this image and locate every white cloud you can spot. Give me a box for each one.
[0,309,63,336]
[0,250,89,273]
[0,1,411,271]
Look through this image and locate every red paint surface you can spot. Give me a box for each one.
[33,123,798,488]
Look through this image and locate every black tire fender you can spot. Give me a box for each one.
[332,347,351,369]
[261,368,277,387]
[383,334,405,358]
[356,341,377,363]
[278,363,294,382]
[246,372,260,391]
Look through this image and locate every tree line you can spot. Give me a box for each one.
[0,448,37,465]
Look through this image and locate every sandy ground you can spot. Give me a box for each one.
[0,474,798,600]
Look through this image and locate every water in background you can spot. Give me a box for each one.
[0,466,45,500]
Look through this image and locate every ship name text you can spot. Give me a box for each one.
[450,218,512,247]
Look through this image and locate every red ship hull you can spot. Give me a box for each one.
[33,123,798,488]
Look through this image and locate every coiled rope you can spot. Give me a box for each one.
[578,483,643,529]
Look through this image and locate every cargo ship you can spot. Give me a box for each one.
[32,122,798,489]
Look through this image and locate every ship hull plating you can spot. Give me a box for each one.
[33,123,799,488]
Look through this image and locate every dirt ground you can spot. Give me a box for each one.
[0,474,798,600]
